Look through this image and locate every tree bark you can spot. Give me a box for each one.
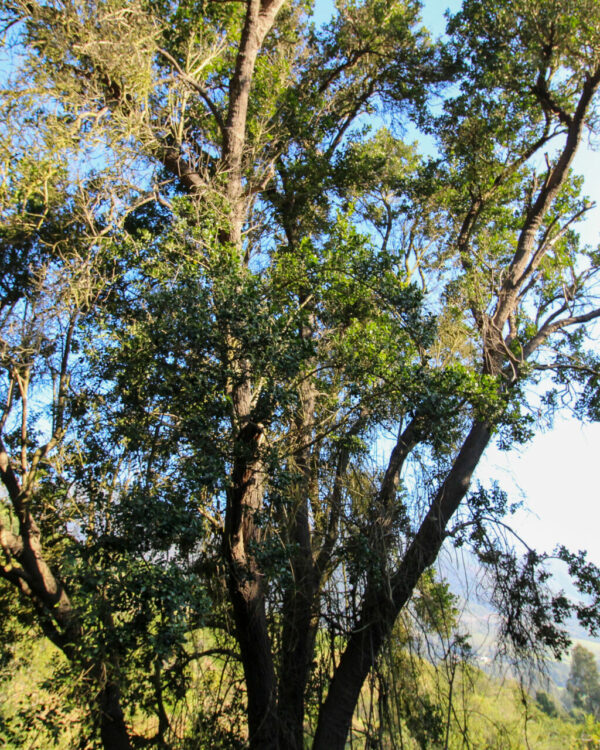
[98,680,132,750]
[493,64,600,331]
[278,368,319,750]
[218,3,285,744]
[224,413,278,749]
[312,420,491,750]
[222,0,286,247]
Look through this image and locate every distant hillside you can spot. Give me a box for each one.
[436,548,600,686]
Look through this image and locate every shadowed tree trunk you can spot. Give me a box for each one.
[278,364,319,750]
[98,680,132,750]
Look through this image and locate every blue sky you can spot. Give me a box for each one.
[422,0,600,565]
[311,0,600,565]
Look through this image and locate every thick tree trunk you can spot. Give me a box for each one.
[277,483,320,750]
[98,681,132,750]
[277,325,319,750]
[278,597,318,750]
[218,1,285,741]
[218,3,285,738]
[229,575,278,749]
[312,421,491,750]
[224,414,278,749]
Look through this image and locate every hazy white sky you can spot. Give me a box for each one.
[480,420,600,565]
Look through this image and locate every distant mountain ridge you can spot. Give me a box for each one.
[436,548,600,684]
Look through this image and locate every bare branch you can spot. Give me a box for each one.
[523,306,600,359]
[158,47,226,136]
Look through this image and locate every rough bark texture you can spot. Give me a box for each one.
[224,416,279,749]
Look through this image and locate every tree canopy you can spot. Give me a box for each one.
[2,0,600,747]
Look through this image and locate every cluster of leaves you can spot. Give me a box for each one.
[2,0,600,747]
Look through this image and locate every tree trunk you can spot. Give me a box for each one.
[218,1,285,740]
[277,493,319,750]
[278,325,319,750]
[98,681,132,750]
[312,421,491,750]
[229,576,279,749]
[224,415,278,749]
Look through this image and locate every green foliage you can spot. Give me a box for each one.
[568,645,600,719]
[2,0,600,747]
[0,629,92,750]
[573,714,600,749]
[537,690,559,717]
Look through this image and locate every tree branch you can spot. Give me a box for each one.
[523,306,600,360]
[158,47,226,136]
[493,63,600,330]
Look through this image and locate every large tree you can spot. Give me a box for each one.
[2,0,600,747]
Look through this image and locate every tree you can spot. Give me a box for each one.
[2,0,600,748]
[568,645,600,718]
[536,690,558,717]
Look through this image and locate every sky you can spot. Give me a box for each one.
[479,419,600,565]
[311,0,600,566]
[425,0,600,566]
